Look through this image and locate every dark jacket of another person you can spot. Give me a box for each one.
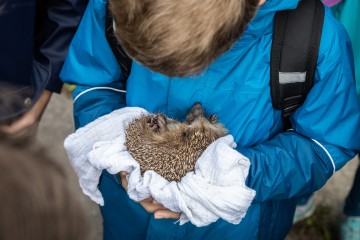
[0,0,87,121]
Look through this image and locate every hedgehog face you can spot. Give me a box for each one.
[145,103,227,136]
[181,115,228,143]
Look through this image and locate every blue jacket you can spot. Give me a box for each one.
[61,0,360,239]
[0,0,87,121]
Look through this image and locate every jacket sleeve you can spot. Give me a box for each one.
[34,0,88,93]
[241,11,360,203]
[60,0,126,129]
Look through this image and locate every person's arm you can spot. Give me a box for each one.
[242,132,356,203]
[2,0,88,136]
[60,0,126,129]
[35,0,88,93]
[243,14,360,202]
[1,90,52,136]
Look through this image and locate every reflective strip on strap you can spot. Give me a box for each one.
[279,72,307,84]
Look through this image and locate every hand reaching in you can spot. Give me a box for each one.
[1,90,52,138]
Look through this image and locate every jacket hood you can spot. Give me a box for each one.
[244,0,301,38]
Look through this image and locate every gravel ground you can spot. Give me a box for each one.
[37,92,359,240]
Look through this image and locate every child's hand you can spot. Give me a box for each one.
[120,171,180,219]
[1,90,52,138]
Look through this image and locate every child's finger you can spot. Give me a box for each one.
[154,209,181,220]
[119,172,128,190]
[139,197,164,213]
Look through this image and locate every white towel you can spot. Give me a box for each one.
[64,107,256,227]
[64,107,148,205]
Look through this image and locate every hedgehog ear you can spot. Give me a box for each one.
[182,130,189,139]
[209,114,217,124]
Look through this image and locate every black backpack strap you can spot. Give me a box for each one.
[271,0,325,130]
[105,1,132,90]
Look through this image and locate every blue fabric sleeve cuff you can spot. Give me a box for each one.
[73,86,126,129]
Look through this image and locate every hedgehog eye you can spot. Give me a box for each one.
[182,131,188,139]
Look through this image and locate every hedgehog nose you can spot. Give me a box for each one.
[190,103,205,118]
[193,102,202,108]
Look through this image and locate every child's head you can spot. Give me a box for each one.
[109,0,260,77]
[0,139,90,240]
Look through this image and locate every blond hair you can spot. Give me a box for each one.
[109,0,259,77]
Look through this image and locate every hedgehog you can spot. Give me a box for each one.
[124,102,228,182]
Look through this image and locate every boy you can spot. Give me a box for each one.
[61,0,360,239]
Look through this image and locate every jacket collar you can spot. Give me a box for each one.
[243,0,301,38]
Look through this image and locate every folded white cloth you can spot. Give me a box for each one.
[64,107,256,227]
[64,107,148,205]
